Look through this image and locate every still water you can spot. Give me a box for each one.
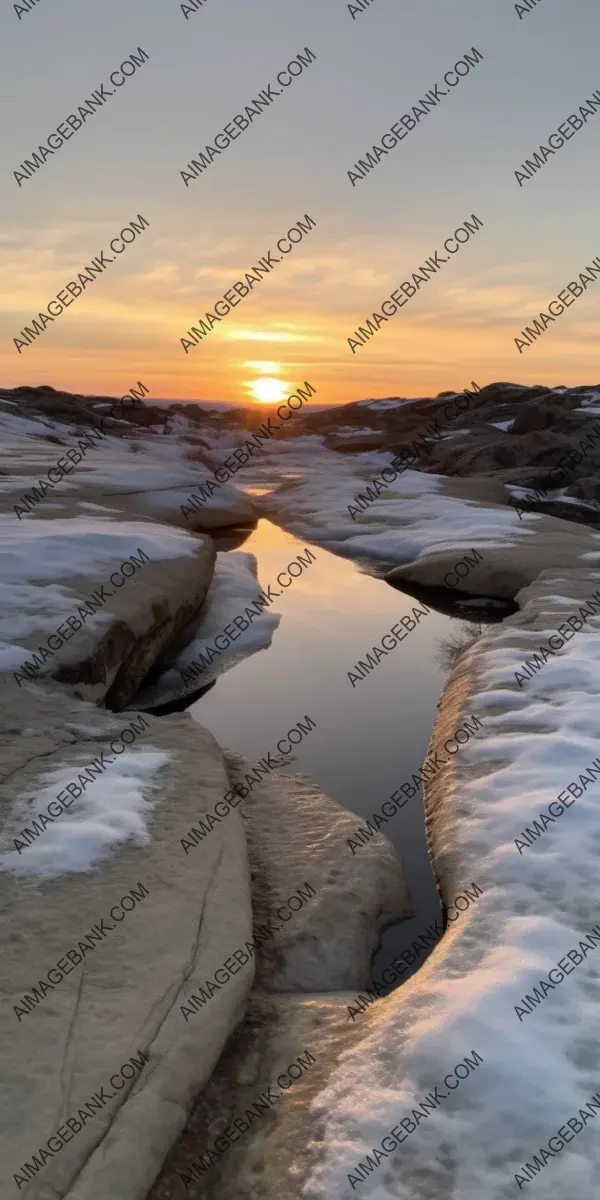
[191,516,458,989]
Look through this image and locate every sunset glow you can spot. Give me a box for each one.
[246,376,291,404]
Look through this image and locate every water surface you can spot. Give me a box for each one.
[192,517,458,988]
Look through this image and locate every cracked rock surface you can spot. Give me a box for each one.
[0,683,253,1200]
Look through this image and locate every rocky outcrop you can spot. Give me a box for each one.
[5,514,215,709]
[158,564,600,1200]
[0,391,264,1199]
[289,383,600,526]
[0,384,415,1200]
[0,682,253,1200]
[0,388,258,535]
[386,509,600,601]
[147,757,413,1199]
[13,377,600,1200]
[8,380,600,531]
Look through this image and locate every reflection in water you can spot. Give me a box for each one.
[386,573,518,622]
[191,518,464,991]
[435,620,485,673]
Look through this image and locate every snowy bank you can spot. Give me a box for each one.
[302,563,600,1200]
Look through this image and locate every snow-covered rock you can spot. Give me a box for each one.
[2,513,215,708]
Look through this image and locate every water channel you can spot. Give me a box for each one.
[189,511,460,990]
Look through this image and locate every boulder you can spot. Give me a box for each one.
[146,752,413,1197]
[3,514,215,708]
[0,682,253,1200]
[224,751,413,992]
[386,510,600,600]
[111,484,257,533]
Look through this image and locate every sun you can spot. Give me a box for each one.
[247,377,289,404]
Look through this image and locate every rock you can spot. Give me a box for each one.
[386,510,600,600]
[328,434,392,453]
[438,475,509,507]
[127,551,280,713]
[173,567,600,1200]
[4,514,215,708]
[0,682,253,1200]
[147,755,413,1199]
[146,992,354,1200]
[0,389,258,536]
[112,484,257,533]
[224,752,413,991]
[263,566,600,1200]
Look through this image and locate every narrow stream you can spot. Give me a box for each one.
[190,513,460,990]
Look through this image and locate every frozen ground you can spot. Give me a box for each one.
[5,396,600,1197]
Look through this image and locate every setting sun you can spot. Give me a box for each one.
[246,377,290,404]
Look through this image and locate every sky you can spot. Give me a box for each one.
[1,0,599,407]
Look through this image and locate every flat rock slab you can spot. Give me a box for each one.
[386,509,600,600]
[224,751,413,991]
[147,992,356,1200]
[2,514,215,708]
[148,746,414,1200]
[0,684,253,1200]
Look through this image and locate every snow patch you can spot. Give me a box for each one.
[131,550,280,706]
[0,749,169,878]
[0,514,198,669]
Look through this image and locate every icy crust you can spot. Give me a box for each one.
[131,551,280,708]
[254,438,530,569]
[302,567,600,1200]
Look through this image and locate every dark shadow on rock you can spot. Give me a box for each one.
[384,575,519,623]
[137,677,217,716]
[211,525,257,552]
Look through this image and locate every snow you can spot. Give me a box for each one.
[555,492,600,511]
[130,550,280,707]
[0,475,78,495]
[507,484,600,515]
[248,440,536,572]
[363,399,404,410]
[1,514,197,577]
[576,391,600,407]
[0,402,222,504]
[0,409,63,438]
[7,390,600,1194]
[0,513,199,671]
[489,419,515,431]
[331,429,382,441]
[0,749,169,878]
[301,571,600,1200]
[439,427,469,438]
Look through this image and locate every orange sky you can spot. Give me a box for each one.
[4,0,600,407]
[4,278,600,409]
